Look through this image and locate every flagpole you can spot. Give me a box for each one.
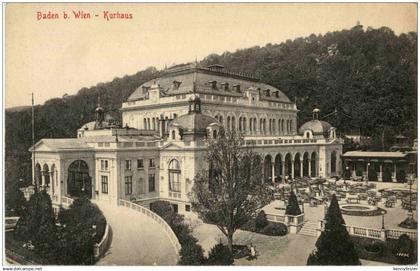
[32,92,37,192]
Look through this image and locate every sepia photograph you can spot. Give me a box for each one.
[3,2,418,268]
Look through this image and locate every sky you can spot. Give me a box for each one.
[5,3,417,108]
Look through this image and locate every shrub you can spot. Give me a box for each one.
[55,196,106,265]
[393,234,415,264]
[150,200,175,224]
[178,238,205,265]
[285,191,301,216]
[240,219,255,232]
[153,205,206,266]
[5,181,27,217]
[255,210,268,231]
[261,222,288,236]
[365,241,384,254]
[307,194,360,265]
[14,191,57,262]
[206,243,234,265]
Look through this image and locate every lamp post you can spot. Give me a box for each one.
[399,174,417,229]
[407,175,415,220]
[366,162,370,185]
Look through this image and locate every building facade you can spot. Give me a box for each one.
[31,63,343,213]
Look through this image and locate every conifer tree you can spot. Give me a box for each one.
[307,194,360,265]
[285,191,301,216]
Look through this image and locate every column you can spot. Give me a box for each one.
[281,161,285,182]
[379,164,383,181]
[308,159,312,178]
[366,162,369,177]
[271,162,275,183]
[41,171,46,187]
[353,162,356,178]
[291,160,295,179]
[300,160,303,178]
[50,171,55,195]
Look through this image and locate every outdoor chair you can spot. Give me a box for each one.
[385,200,395,208]
[368,198,377,206]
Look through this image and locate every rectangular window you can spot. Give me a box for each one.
[100,160,109,171]
[149,159,155,168]
[125,160,131,170]
[101,176,108,194]
[137,159,144,170]
[169,171,181,192]
[185,205,191,212]
[148,174,155,192]
[125,176,133,195]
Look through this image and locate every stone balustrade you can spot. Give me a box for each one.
[317,219,417,241]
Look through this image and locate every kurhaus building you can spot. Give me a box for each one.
[30,63,342,213]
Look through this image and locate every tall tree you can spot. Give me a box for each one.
[285,191,301,216]
[14,190,57,261]
[307,194,360,265]
[191,131,272,252]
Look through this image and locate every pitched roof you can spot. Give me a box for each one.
[342,151,408,158]
[127,64,291,103]
[30,138,93,151]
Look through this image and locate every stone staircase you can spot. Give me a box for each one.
[299,220,318,237]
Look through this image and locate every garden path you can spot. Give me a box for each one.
[93,201,178,266]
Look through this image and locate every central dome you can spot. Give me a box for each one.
[298,119,332,135]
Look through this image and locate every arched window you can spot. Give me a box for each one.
[144,118,147,129]
[249,118,253,132]
[243,117,246,132]
[172,130,176,140]
[227,116,231,131]
[213,130,217,139]
[169,160,181,192]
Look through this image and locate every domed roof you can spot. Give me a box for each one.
[169,113,219,133]
[299,119,332,135]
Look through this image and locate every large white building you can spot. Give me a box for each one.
[30,63,342,213]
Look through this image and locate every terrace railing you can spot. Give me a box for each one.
[93,223,111,260]
[318,220,417,241]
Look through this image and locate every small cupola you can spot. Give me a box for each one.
[188,94,202,114]
[95,95,104,125]
[312,108,320,120]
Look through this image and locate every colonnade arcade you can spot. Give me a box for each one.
[263,151,318,182]
[34,159,92,199]
[34,163,57,194]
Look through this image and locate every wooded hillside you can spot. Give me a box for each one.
[5,25,417,187]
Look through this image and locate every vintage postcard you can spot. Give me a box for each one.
[3,2,418,269]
